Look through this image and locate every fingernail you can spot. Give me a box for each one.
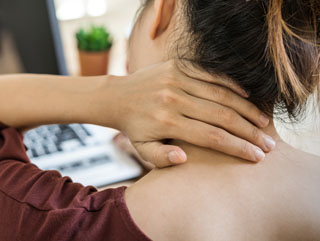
[260,114,270,127]
[168,151,187,164]
[254,148,265,162]
[241,89,249,98]
[264,135,276,151]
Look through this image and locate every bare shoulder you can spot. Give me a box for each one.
[284,145,320,176]
[125,146,320,241]
[125,167,194,241]
[125,162,269,241]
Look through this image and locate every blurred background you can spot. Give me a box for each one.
[0,0,140,76]
[0,0,319,156]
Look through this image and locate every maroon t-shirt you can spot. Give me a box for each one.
[0,125,152,241]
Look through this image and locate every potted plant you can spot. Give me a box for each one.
[76,26,113,76]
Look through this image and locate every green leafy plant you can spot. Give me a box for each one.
[76,26,113,52]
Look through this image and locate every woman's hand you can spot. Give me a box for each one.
[113,133,156,170]
[0,63,274,169]
[105,61,275,168]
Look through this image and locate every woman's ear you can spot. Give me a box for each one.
[150,0,176,40]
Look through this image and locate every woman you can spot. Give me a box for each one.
[125,0,320,241]
[0,0,318,240]
[0,4,274,241]
[124,0,320,240]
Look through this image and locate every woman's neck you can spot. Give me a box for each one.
[261,120,282,142]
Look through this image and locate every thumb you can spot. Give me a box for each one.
[134,141,188,168]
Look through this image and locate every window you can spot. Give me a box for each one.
[54,0,108,21]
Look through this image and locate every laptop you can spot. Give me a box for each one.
[24,124,143,187]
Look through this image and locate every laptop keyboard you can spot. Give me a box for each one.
[24,124,93,158]
[51,154,112,173]
[24,124,141,187]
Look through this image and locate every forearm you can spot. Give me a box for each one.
[0,74,120,130]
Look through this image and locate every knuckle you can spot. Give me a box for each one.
[155,111,175,128]
[166,60,176,71]
[214,86,228,101]
[218,108,236,125]
[151,150,160,166]
[151,148,168,168]
[251,127,261,141]
[247,102,258,113]
[162,73,175,86]
[163,64,177,80]
[239,142,251,157]
[208,129,226,147]
[159,88,179,105]
[246,103,261,119]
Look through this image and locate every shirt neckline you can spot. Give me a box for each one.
[116,186,153,241]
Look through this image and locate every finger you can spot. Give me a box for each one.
[176,61,248,98]
[114,133,142,157]
[114,134,156,170]
[171,117,266,162]
[180,95,276,152]
[134,141,187,168]
[179,78,270,128]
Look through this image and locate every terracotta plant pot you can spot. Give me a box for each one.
[78,50,110,76]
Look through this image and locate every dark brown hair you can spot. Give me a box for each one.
[142,0,320,120]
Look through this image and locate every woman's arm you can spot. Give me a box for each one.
[0,125,146,241]
[0,74,114,130]
[0,61,274,166]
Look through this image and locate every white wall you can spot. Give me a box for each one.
[56,0,140,76]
